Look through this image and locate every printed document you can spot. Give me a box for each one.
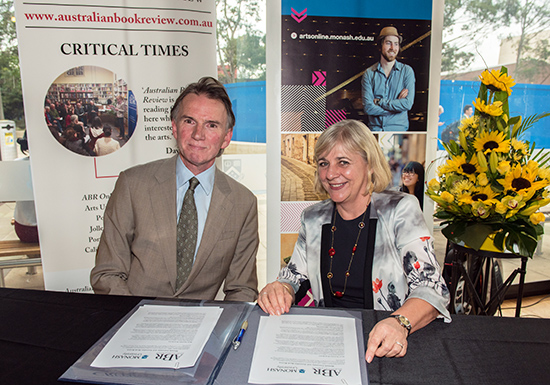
[249,314,362,384]
[91,305,223,369]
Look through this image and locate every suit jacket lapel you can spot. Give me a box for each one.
[150,156,178,291]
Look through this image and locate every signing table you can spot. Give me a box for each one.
[0,287,549,385]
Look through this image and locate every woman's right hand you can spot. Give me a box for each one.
[257,281,294,316]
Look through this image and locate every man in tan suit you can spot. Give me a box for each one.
[91,77,258,301]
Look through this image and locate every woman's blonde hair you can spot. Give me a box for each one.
[314,119,392,195]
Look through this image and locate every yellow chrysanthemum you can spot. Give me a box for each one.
[473,98,503,117]
[446,154,481,181]
[479,69,516,96]
[451,180,474,195]
[530,212,546,225]
[498,164,550,196]
[437,163,453,176]
[473,130,511,155]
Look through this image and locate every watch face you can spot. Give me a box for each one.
[398,315,411,327]
[394,314,411,329]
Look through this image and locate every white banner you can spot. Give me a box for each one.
[14,0,217,292]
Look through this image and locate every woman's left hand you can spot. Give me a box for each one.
[365,317,408,363]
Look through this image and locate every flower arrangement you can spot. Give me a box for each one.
[427,67,550,257]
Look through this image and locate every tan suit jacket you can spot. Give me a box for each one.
[90,156,259,301]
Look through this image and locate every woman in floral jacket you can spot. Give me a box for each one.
[258,120,450,362]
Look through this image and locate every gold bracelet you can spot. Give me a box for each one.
[281,283,294,297]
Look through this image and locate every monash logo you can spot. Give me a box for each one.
[111,353,142,360]
[266,367,297,373]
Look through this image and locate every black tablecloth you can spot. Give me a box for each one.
[1,287,549,385]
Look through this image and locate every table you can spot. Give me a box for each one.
[1,287,549,385]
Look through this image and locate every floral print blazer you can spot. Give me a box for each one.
[278,190,451,321]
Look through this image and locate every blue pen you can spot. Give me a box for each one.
[232,320,248,350]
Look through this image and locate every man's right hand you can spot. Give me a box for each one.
[257,281,294,316]
[398,88,409,99]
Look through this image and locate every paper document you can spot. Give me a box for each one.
[248,314,362,384]
[91,304,223,369]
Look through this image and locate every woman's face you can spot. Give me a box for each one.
[317,142,370,209]
[402,170,418,190]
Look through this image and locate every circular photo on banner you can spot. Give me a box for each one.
[44,65,137,157]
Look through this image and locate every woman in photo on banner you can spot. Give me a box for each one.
[258,120,450,362]
[400,161,425,210]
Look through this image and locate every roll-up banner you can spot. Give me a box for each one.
[14,0,217,292]
[267,0,443,278]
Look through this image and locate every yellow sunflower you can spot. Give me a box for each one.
[470,185,499,206]
[446,153,481,181]
[457,191,474,206]
[437,163,453,176]
[479,69,516,96]
[498,164,550,196]
[473,130,511,154]
[473,98,504,117]
[458,116,479,131]
[511,138,529,153]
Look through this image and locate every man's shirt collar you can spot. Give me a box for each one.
[176,157,215,196]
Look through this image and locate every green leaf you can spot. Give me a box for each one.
[477,83,488,106]
[441,222,494,250]
[493,231,506,251]
[515,112,550,139]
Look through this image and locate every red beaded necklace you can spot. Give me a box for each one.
[327,207,368,298]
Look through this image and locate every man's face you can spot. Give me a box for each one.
[171,93,232,175]
[380,35,400,62]
[466,107,473,117]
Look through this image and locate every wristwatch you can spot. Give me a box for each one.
[390,314,411,336]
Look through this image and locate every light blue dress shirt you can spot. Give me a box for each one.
[176,157,215,259]
[361,60,416,131]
